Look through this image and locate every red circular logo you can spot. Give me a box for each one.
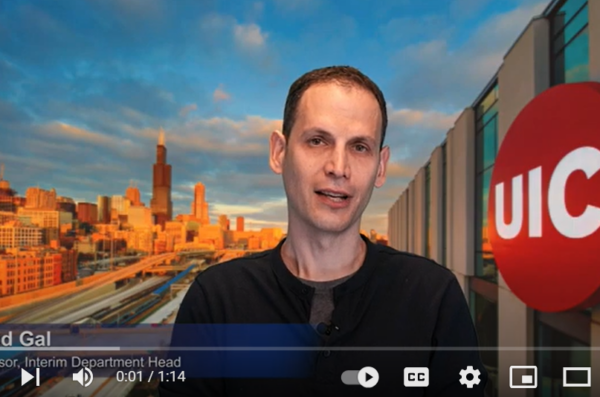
[489,82,600,312]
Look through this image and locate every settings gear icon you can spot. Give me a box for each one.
[459,366,481,388]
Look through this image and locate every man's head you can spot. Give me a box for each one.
[282,66,388,149]
[270,66,390,235]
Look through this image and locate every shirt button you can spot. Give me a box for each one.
[323,350,331,357]
[301,288,308,294]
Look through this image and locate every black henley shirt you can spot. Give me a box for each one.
[158,234,488,396]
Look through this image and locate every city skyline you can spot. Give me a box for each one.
[0,0,547,233]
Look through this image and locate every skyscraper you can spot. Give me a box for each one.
[151,128,173,227]
[218,214,229,231]
[236,216,244,232]
[202,202,209,225]
[25,187,56,210]
[97,195,111,223]
[126,180,142,206]
[0,164,16,212]
[191,182,209,224]
[77,202,98,225]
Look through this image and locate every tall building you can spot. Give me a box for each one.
[97,195,111,223]
[16,208,60,245]
[236,216,244,232]
[25,187,57,210]
[0,164,16,212]
[387,2,597,396]
[202,202,209,225]
[125,181,142,206]
[56,196,76,217]
[218,214,229,231]
[77,202,98,225]
[191,182,208,223]
[111,195,131,215]
[128,206,153,229]
[0,222,42,249]
[150,128,173,227]
[0,248,76,296]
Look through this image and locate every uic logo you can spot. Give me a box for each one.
[489,82,600,312]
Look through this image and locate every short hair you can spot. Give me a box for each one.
[282,66,388,149]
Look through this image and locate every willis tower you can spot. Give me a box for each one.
[151,128,173,227]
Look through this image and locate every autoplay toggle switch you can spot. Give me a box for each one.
[342,366,379,388]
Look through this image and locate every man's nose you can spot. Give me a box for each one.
[325,147,350,178]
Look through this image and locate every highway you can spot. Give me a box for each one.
[141,285,190,324]
[52,277,168,324]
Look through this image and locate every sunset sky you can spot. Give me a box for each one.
[0,0,547,233]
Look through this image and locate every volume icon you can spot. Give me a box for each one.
[73,367,94,387]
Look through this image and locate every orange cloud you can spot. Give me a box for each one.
[213,85,231,102]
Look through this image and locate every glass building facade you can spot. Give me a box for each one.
[474,83,499,283]
[441,143,447,267]
[424,163,431,258]
[470,284,498,397]
[551,0,589,85]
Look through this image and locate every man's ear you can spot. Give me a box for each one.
[374,145,390,188]
[269,130,286,175]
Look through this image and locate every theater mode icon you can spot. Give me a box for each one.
[563,367,591,387]
[510,366,537,388]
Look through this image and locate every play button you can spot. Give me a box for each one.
[21,368,34,386]
[358,366,379,388]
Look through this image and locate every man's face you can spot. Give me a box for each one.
[270,82,390,234]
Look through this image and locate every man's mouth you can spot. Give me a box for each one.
[316,190,350,202]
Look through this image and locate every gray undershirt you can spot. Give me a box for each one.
[298,274,353,327]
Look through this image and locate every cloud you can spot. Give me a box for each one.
[386,162,417,179]
[388,2,547,109]
[389,108,459,130]
[39,122,114,147]
[449,0,492,19]
[213,85,231,102]
[234,23,268,49]
[33,121,146,161]
[179,103,198,117]
[124,115,281,156]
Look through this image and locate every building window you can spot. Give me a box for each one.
[424,164,431,258]
[441,143,447,267]
[535,312,590,397]
[551,0,589,85]
[470,286,498,397]
[475,84,499,283]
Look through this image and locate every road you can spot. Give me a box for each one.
[53,277,168,324]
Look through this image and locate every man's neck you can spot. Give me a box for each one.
[281,229,366,282]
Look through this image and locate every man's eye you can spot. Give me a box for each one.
[355,144,368,152]
[309,138,323,145]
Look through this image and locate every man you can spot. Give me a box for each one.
[159,66,488,396]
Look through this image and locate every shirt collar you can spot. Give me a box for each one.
[270,234,379,299]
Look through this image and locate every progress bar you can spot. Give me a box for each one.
[0,346,595,351]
